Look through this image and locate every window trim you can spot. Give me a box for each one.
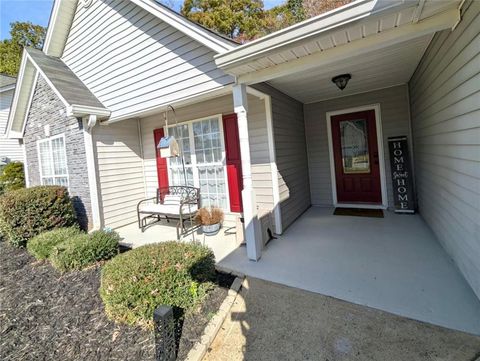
[164,114,231,211]
[36,133,70,188]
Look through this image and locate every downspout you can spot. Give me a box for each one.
[21,139,30,188]
[83,114,103,230]
[137,118,148,198]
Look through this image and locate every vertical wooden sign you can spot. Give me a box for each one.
[388,136,415,213]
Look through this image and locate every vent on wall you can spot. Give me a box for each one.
[258,209,275,247]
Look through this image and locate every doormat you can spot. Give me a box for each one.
[333,208,384,218]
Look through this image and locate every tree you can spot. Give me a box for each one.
[261,0,305,34]
[0,22,46,76]
[181,0,267,42]
[286,0,305,23]
[302,0,352,19]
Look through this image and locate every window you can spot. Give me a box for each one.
[167,116,229,210]
[37,135,69,187]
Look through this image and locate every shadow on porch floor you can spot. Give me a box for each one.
[216,206,480,336]
[116,220,240,264]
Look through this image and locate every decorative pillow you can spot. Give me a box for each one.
[163,194,181,205]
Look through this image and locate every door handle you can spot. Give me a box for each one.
[373,152,379,165]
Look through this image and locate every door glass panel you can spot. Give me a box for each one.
[339,119,370,174]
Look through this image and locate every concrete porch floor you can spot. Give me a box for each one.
[116,220,240,264]
[216,207,480,336]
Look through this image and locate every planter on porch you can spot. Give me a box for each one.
[202,223,221,236]
[196,207,224,237]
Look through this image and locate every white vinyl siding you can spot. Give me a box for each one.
[139,93,275,217]
[408,1,480,299]
[37,134,69,187]
[93,120,145,229]
[62,0,233,120]
[0,89,23,162]
[304,85,411,208]
[254,83,311,230]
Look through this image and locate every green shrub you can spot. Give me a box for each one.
[50,230,120,272]
[100,242,215,328]
[0,186,77,247]
[27,227,81,260]
[0,162,25,194]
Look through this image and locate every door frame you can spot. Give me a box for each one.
[326,103,388,209]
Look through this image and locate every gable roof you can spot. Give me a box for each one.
[44,0,237,58]
[131,0,238,52]
[26,48,105,110]
[0,74,16,92]
[6,48,109,139]
[8,0,238,139]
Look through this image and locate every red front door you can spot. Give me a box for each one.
[331,110,382,204]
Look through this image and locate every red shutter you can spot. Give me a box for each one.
[223,114,243,212]
[153,128,169,200]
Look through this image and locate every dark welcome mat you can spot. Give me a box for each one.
[334,207,384,218]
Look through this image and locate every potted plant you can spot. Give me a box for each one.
[196,207,224,236]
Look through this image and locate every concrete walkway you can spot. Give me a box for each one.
[204,278,480,361]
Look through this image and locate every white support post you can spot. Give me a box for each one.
[83,115,102,231]
[233,84,262,261]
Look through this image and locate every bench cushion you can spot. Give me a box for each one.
[139,203,198,216]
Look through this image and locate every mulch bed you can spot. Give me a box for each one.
[0,242,234,361]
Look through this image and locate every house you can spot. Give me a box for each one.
[5,0,480,333]
[0,74,23,165]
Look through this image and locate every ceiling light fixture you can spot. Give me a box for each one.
[332,74,351,91]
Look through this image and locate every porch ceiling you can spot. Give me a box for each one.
[215,0,461,98]
[268,33,433,104]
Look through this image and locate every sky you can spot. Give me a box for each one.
[1,0,54,40]
[0,0,283,40]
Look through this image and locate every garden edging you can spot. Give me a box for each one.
[184,276,244,361]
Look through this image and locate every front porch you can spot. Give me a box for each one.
[220,207,480,336]
[116,219,240,264]
[116,207,480,335]
[96,0,480,338]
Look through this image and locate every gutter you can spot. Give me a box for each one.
[66,104,111,118]
[0,85,16,93]
[215,0,419,69]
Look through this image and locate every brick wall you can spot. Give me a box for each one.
[24,75,92,230]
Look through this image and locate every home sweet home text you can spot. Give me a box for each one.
[388,136,414,213]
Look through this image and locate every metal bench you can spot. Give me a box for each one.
[137,186,200,239]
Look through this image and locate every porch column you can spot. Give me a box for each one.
[83,114,103,230]
[233,84,262,261]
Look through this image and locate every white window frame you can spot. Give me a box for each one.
[165,114,231,211]
[37,133,70,188]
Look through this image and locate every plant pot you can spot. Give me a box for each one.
[202,223,221,236]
